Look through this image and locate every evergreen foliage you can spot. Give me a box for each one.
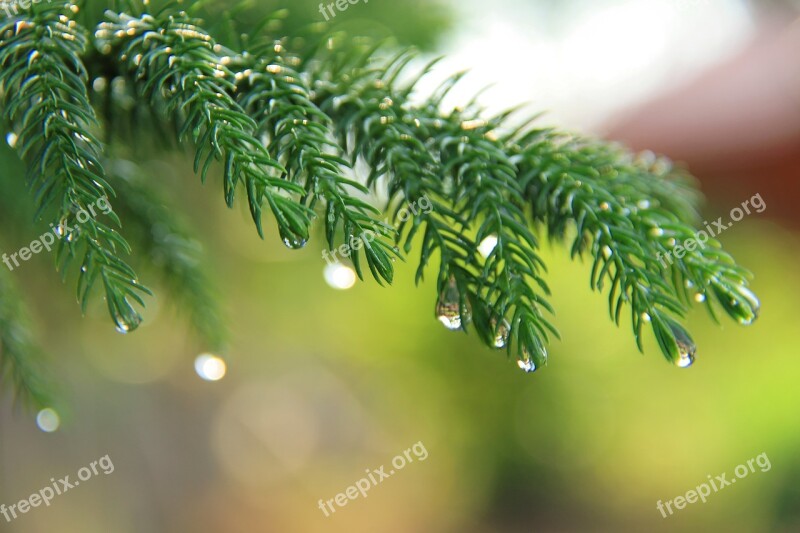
[0,2,760,406]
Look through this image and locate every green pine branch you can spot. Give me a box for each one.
[0,4,150,333]
[309,43,556,368]
[512,130,759,363]
[230,39,399,281]
[0,2,762,406]
[95,9,314,244]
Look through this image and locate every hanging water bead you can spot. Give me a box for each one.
[282,237,307,249]
[491,317,510,348]
[668,322,696,368]
[436,276,468,331]
[280,228,308,250]
[675,349,695,369]
[113,310,142,334]
[517,344,545,373]
[734,284,761,325]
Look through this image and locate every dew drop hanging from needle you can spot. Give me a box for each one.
[669,322,696,368]
[282,235,308,250]
[734,284,761,326]
[518,343,546,373]
[436,276,468,331]
[492,317,510,348]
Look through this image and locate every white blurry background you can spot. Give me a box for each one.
[425,0,755,130]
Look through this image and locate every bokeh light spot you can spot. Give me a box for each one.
[195,353,227,381]
[323,263,357,290]
[36,408,60,433]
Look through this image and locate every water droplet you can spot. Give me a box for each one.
[36,408,60,432]
[281,234,308,249]
[641,312,651,323]
[734,285,760,325]
[194,353,227,381]
[669,323,696,368]
[491,318,510,348]
[637,200,651,209]
[602,245,613,259]
[517,359,536,373]
[478,235,498,258]
[113,311,142,334]
[694,293,706,303]
[6,132,18,148]
[600,202,610,211]
[437,307,461,330]
[649,227,664,237]
[436,276,467,331]
[54,219,69,237]
[676,351,695,368]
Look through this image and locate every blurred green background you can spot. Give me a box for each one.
[1,1,799,532]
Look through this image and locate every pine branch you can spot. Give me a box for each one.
[0,3,764,408]
[230,39,399,281]
[95,9,314,245]
[309,43,556,369]
[0,4,150,333]
[513,130,759,364]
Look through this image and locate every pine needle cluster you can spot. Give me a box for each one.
[0,2,760,406]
